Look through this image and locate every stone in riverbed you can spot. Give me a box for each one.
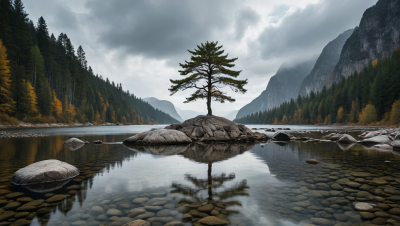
[106,209,123,216]
[124,220,151,226]
[354,202,376,211]
[272,132,290,141]
[90,206,105,216]
[124,129,192,145]
[198,216,229,225]
[338,134,357,144]
[361,135,391,145]
[306,159,318,164]
[198,204,214,212]
[310,218,333,225]
[63,138,85,151]
[46,194,66,202]
[391,140,400,150]
[10,160,79,185]
[132,198,149,204]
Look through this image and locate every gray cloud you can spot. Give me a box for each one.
[84,0,239,63]
[257,0,377,60]
[234,8,260,40]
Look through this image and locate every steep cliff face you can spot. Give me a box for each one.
[235,58,316,120]
[298,29,354,97]
[143,97,183,122]
[329,0,400,86]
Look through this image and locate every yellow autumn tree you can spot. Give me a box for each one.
[359,104,378,125]
[65,103,76,123]
[389,100,400,125]
[371,58,378,67]
[0,39,16,114]
[23,80,39,116]
[51,90,62,119]
[336,106,344,123]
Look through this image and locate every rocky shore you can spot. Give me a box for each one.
[0,131,46,139]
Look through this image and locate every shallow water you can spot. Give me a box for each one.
[0,126,400,226]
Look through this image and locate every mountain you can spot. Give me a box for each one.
[298,29,354,97]
[175,108,205,121]
[328,0,400,87]
[235,58,316,120]
[223,110,238,121]
[143,97,184,122]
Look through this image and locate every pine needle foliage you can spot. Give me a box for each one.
[169,41,247,116]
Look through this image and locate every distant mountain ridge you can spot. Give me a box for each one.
[143,97,184,122]
[298,29,354,97]
[223,110,238,121]
[235,58,316,120]
[329,0,400,86]
[175,107,205,121]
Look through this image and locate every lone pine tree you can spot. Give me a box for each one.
[169,41,247,116]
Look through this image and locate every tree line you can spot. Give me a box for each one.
[235,48,400,125]
[0,0,178,125]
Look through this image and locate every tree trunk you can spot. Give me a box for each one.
[207,74,212,116]
[207,162,213,203]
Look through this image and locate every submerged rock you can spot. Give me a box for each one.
[124,129,192,145]
[63,138,85,151]
[306,159,319,165]
[337,134,357,144]
[93,140,103,144]
[10,160,79,185]
[165,115,269,142]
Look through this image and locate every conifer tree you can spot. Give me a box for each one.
[0,39,16,114]
[170,41,247,116]
[51,90,62,118]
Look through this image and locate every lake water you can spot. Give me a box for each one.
[0,125,400,226]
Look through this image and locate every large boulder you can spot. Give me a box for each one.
[272,132,290,141]
[63,138,85,151]
[338,134,357,144]
[124,129,191,145]
[330,134,343,141]
[10,160,79,185]
[165,115,269,142]
[361,135,392,145]
[392,140,400,150]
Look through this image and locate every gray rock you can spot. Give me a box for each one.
[124,129,192,145]
[361,135,391,145]
[337,134,357,144]
[167,115,269,142]
[391,140,400,150]
[272,132,290,141]
[106,209,123,216]
[63,138,85,151]
[10,160,79,185]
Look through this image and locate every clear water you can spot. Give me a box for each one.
[0,125,399,226]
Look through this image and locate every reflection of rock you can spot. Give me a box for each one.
[11,160,79,185]
[123,143,190,156]
[23,179,71,193]
[181,143,254,163]
[64,138,85,151]
[338,143,356,151]
[124,129,192,145]
[165,115,269,142]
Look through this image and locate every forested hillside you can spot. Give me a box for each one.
[235,49,400,125]
[0,0,178,125]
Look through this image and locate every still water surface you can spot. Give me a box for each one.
[0,125,399,226]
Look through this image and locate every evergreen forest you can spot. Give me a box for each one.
[0,0,179,125]
[235,49,400,125]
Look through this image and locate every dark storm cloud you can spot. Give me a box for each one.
[84,0,239,61]
[257,0,377,60]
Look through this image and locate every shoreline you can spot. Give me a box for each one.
[0,122,139,130]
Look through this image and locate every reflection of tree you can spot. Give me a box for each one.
[169,143,252,223]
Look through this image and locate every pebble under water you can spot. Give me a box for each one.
[1,132,400,226]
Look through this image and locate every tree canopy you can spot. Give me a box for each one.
[169,41,247,116]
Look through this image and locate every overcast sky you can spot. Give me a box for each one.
[24,0,377,116]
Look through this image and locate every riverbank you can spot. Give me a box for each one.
[0,122,127,129]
